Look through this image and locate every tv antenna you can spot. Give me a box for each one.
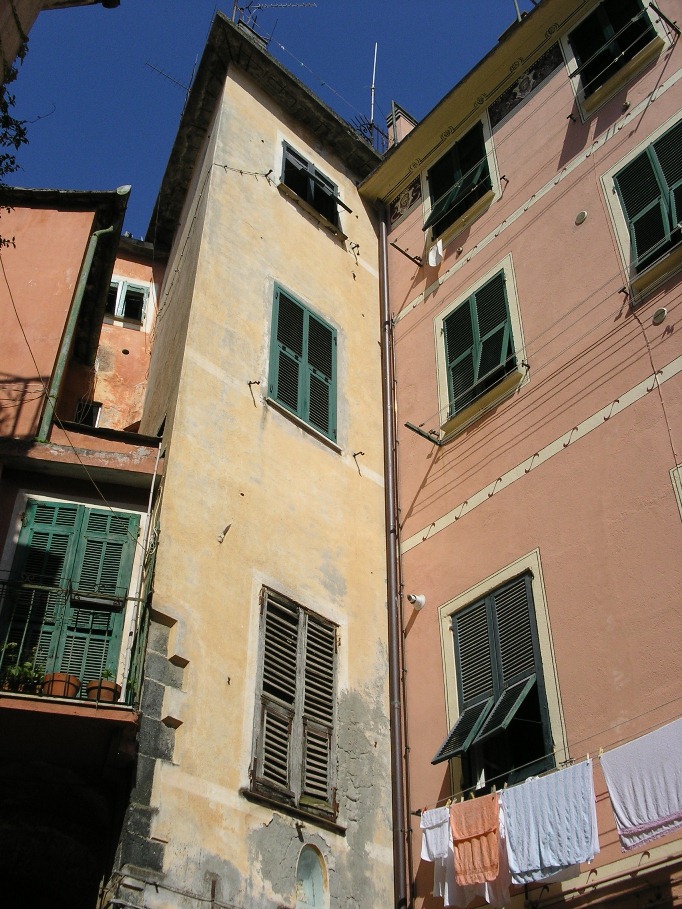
[231,1,317,26]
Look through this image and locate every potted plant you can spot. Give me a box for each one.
[42,671,81,698]
[86,667,121,703]
[1,644,44,694]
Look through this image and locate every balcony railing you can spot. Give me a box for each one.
[0,574,148,707]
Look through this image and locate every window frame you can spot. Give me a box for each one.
[268,285,338,443]
[602,114,682,302]
[422,114,498,244]
[250,589,338,820]
[279,142,346,238]
[106,277,151,325]
[436,551,568,792]
[434,256,526,437]
[563,0,666,119]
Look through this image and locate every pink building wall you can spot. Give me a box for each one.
[368,0,682,904]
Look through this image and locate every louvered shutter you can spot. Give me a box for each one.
[615,152,669,267]
[0,502,80,673]
[57,602,124,687]
[306,314,336,440]
[432,599,494,763]
[71,509,139,599]
[257,596,299,793]
[477,574,539,742]
[424,123,491,235]
[474,272,513,387]
[301,614,336,803]
[653,121,682,236]
[282,145,311,200]
[444,300,476,416]
[271,289,304,416]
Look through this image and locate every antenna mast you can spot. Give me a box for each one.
[370,42,378,146]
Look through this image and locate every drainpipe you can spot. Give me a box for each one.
[36,185,130,441]
[379,206,409,909]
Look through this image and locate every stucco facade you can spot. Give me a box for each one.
[110,17,393,909]
[363,0,682,905]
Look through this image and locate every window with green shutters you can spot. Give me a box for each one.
[614,119,682,272]
[281,143,340,229]
[251,590,337,818]
[269,286,337,441]
[442,270,515,418]
[432,573,554,791]
[424,121,492,238]
[568,0,656,100]
[0,500,139,693]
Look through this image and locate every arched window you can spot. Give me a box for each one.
[295,845,328,909]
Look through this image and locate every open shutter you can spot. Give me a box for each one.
[258,596,299,793]
[282,145,311,200]
[0,501,81,674]
[72,509,139,599]
[476,574,538,742]
[474,271,513,387]
[653,121,682,233]
[271,290,304,416]
[432,599,494,763]
[444,300,476,416]
[306,315,336,440]
[301,614,336,803]
[615,151,669,267]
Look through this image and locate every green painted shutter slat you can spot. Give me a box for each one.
[272,290,304,415]
[424,122,490,235]
[444,300,476,416]
[615,151,669,265]
[72,509,139,599]
[453,599,494,704]
[306,315,336,439]
[57,603,124,686]
[476,674,537,743]
[431,698,494,764]
[493,574,536,684]
[653,120,682,227]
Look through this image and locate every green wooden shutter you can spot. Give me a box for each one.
[0,501,81,674]
[306,314,336,440]
[432,600,494,763]
[258,596,299,792]
[443,271,512,418]
[477,574,539,742]
[57,602,124,686]
[71,509,139,599]
[444,300,476,416]
[271,289,304,416]
[652,120,682,233]
[301,614,335,803]
[615,151,669,266]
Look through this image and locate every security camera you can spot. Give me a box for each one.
[407,594,426,610]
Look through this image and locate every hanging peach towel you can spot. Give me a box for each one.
[450,793,500,885]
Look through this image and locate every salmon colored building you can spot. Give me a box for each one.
[0,187,163,909]
[362,0,682,906]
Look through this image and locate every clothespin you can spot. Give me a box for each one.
[446,797,452,808]
[598,747,604,757]
[492,785,497,793]
[586,752,590,761]
[503,782,508,790]
[469,791,476,799]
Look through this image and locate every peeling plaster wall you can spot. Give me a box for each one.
[113,53,391,909]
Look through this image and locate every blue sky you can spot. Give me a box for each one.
[9,0,537,239]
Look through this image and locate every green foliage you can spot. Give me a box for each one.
[1,28,29,249]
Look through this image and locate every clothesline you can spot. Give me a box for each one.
[413,700,682,814]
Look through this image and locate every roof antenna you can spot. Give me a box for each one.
[512,0,523,21]
[370,42,378,147]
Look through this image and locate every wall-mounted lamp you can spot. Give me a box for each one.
[407,594,426,610]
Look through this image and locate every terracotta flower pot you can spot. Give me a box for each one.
[42,672,81,698]
[86,679,121,703]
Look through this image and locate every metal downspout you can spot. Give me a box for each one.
[379,206,408,909]
[36,223,116,441]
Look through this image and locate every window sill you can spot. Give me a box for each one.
[266,397,341,453]
[430,188,495,248]
[104,314,145,330]
[629,241,682,306]
[240,787,346,835]
[441,368,523,439]
[581,36,665,118]
[277,182,347,240]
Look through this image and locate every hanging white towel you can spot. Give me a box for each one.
[500,760,599,884]
[600,717,682,851]
[420,806,450,861]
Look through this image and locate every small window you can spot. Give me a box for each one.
[442,270,516,421]
[568,0,658,101]
[432,573,554,791]
[74,399,102,428]
[613,118,682,274]
[268,286,337,442]
[424,121,492,239]
[281,144,340,229]
[251,591,337,818]
[106,279,149,322]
